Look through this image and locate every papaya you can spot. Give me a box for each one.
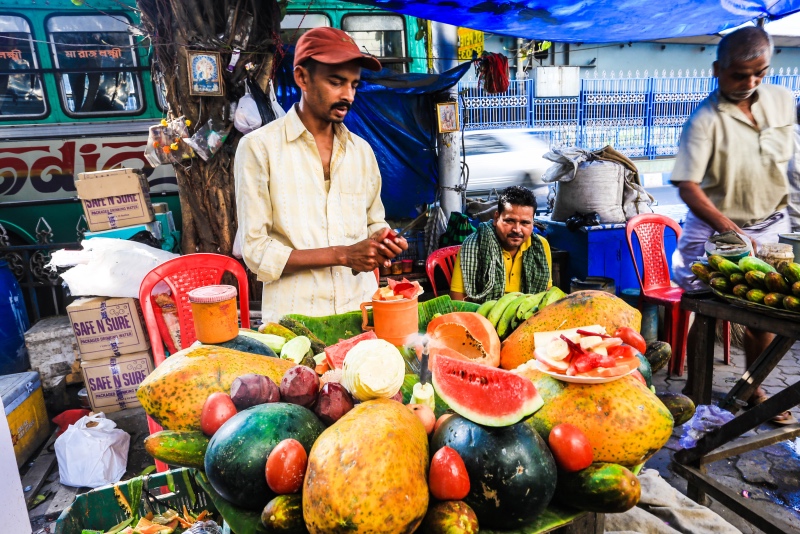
[136,345,294,431]
[764,272,790,294]
[644,341,671,374]
[143,430,208,469]
[739,256,777,274]
[517,367,673,466]
[554,463,641,513]
[303,399,429,533]
[426,312,501,367]
[779,262,800,284]
[500,291,642,370]
[261,494,307,534]
[656,392,696,426]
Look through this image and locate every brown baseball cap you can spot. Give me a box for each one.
[293,27,382,71]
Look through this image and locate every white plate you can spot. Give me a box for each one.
[532,360,638,384]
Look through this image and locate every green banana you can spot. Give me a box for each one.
[524,309,536,320]
[476,299,497,318]
[516,292,547,320]
[496,295,528,339]
[539,286,567,309]
[487,292,524,328]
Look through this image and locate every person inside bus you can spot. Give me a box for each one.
[235,27,407,321]
[449,186,552,303]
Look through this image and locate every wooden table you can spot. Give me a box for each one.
[673,292,800,534]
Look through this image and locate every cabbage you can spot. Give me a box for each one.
[342,339,406,401]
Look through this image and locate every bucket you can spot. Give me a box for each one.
[757,243,794,270]
[0,260,30,375]
[777,234,800,265]
[360,297,419,347]
[570,276,616,295]
[621,288,658,344]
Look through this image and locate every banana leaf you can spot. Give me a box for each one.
[283,311,367,346]
[480,505,587,533]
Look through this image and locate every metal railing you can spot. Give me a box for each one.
[459,67,800,158]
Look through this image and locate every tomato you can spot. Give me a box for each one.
[548,423,593,472]
[265,439,308,494]
[200,392,237,436]
[429,446,470,501]
[613,327,647,354]
[607,344,640,361]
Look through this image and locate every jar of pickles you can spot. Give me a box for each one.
[188,285,239,344]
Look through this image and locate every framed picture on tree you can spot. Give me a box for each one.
[436,102,459,133]
[187,51,224,96]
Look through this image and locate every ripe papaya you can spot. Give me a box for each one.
[746,289,766,304]
[745,270,767,290]
[739,256,777,274]
[779,262,800,284]
[554,463,641,513]
[763,293,785,309]
[144,430,209,469]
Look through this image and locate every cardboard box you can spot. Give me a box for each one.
[84,221,163,241]
[67,297,150,360]
[81,351,153,413]
[75,168,154,232]
[24,315,79,391]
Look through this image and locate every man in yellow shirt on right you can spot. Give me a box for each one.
[450,186,552,303]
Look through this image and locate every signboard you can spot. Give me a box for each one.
[457,28,484,61]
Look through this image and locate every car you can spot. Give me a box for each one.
[460,128,554,194]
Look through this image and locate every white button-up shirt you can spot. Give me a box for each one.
[235,105,388,320]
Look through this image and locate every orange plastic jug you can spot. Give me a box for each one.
[360,297,419,346]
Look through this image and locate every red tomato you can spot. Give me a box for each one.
[429,446,470,501]
[613,327,647,354]
[607,344,640,360]
[548,423,593,472]
[200,392,237,436]
[265,439,308,494]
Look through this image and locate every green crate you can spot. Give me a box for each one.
[55,468,217,534]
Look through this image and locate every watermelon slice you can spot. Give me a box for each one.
[324,331,377,369]
[431,354,544,427]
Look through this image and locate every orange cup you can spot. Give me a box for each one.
[360,296,419,346]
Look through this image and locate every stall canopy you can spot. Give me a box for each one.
[346,0,800,43]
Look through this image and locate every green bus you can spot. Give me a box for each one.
[0,0,180,245]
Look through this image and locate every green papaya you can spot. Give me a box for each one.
[745,270,767,290]
[763,293,785,308]
[656,392,696,426]
[709,277,730,293]
[261,494,307,533]
[554,463,641,513]
[746,289,766,304]
[716,258,743,277]
[784,295,800,312]
[779,262,800,284]
[764,272,790,294]
[732,284,750,299]
[691,262,712,283]
[144,430,209,469]
[644,341,672,374]
[739,256,777,274]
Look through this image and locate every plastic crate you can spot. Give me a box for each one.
[397,230,426,261]
[55,468,216,534]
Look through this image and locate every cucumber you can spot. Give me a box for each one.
[644,341,671,374]
[729,272,745,286]
[794,281,800,297]
[746,289,766,304]
[691,262,712,283]
[784,295,800,312]
[716,258,743,277]
[739,256,777,274]
[744,270,767,290]
[709,277,730,293]
[487,292,524,328]
[707,271,727,282]
[656,392,696,426]
[144,430,209,469]
[707,254,726,271]
[261,494,307,533]
[516,292,546,320]
[732,284,750,299]
[259,322,298,340]
[779,262,800,284]
[554,463,641,513]
[764,272,790,294]
[496,295,528,339]
[476,299,497,318]
[763,293,785,308]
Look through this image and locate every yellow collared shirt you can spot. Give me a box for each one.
[234,105,389,321]
[449,235,552,294]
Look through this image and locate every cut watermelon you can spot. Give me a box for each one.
[324,331,377,369]
[431,354,543,427]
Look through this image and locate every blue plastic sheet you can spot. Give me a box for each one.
[346,0,800,43]
[275,55,471,218]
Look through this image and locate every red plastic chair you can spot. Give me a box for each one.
[426,245,461,297]
[626,214,730,377]
[138,253,250,471]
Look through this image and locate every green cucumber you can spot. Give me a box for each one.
[784,295,800,311]
[739,256,777,274]
[744,270,767,290]
[794,281,800,297]
[644,341,671,374]
[554,463,641,513]
[746,288,766,304]
[691,262,712,283]
[729,272,746,286]
[709,277,730,293]
[764,272,790,294]
[763,292,785,308]
[143,430,209,469]
[707,254,726,271]
[261,494,307,533]
[716,258,743,277]
[656,392,696,426]
[779,262,800,284]
[732,284,750,299]
[487,292,524,328]
[496,295,529,339]
[476,299,497,318]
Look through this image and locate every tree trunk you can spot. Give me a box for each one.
[137,0,280,254]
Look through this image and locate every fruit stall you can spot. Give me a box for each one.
[49,281,697,534]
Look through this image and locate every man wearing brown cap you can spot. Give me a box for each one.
[235,27,407,320]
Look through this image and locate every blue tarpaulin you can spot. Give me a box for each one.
[276,55,472,218]
[346,0,800,43]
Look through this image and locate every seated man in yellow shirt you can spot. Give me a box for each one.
[450,186,551,303]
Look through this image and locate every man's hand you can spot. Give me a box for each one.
[347,228,410,272]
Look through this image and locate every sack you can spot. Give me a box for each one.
[551,159,626,224]
[234,82,263,134]
[54,413,130,488]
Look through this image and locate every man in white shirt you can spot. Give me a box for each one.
[235,27,407,319]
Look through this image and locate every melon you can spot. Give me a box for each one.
[431,353,543,427]
[303,398,429,533]
[137,345,294,431]
[427,312,500,367]
[516,365,673,466]
[500,291,642,370]
[431,415,557,529]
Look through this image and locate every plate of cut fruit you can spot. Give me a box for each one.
[531,325,643,384]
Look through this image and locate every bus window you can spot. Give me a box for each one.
[154,70,168,112]
[46,15,142,116]
[341,15,407,73]
[0,16,46,118]
[279,14,331,45]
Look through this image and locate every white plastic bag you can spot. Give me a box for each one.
[679,404,735,450]
[55,413,130,488]
[234,83,263,134]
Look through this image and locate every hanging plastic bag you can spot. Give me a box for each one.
[184,118,232,161]
[269,80,286,119]
[144,116,193,166]
[234,82,263,134]
[54,413,130,488]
